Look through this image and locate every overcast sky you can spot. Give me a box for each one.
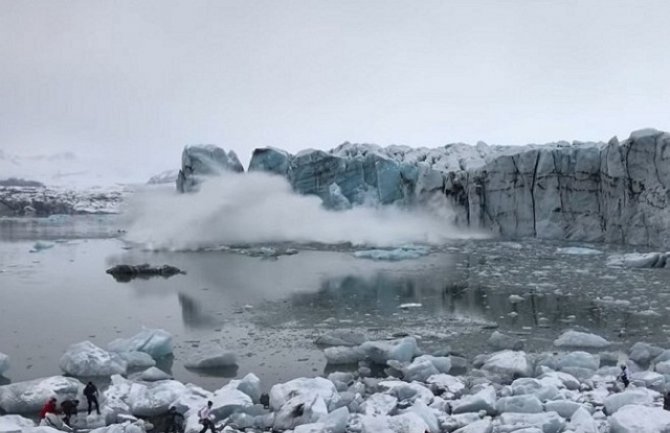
[1,0,670,181]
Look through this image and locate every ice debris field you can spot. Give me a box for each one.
[4,328,670,433]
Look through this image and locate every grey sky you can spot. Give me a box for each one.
[1,0,670,180]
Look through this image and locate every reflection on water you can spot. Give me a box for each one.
[1,216,670,389]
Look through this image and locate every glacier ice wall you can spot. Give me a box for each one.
[173,128,670,248]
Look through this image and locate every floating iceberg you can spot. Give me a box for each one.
[353,245,431,261]
[606,252,669,268]
[553,331,610,349]
[184,347,237,369]
[108,328,173,359]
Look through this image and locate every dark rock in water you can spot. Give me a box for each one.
[106,264,185,283]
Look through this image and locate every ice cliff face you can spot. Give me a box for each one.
[176,145,243,192]
[178,128,670,248]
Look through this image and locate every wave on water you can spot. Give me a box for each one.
[123,172,487,251]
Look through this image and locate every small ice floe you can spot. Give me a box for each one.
[606,252,669,268]
[508,294,525,304]
[29,241,54,253]
[556,246,602,255]
[399,303,422,309]
[353,245,430,261]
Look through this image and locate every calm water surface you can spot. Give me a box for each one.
[1,216,669,390]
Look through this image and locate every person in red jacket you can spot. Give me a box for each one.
[39,397,58,419]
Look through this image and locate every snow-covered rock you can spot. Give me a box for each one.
[59,341,127,376]
[609,404,670,433]
[0,376,82,413]
[108,329,173,359]
[553,331,610,349]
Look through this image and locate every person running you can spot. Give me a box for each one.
[618,365,630,389]
[84,381,101,415]
[39,397,58,419]
[165,406,185,433]
[60,399,79,426]
[198,401,215,433]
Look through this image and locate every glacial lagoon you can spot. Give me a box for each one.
[1,215,669,390]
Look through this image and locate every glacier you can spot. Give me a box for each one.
[175,128,670,248]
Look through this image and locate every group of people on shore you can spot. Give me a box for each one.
[38,381,100,428]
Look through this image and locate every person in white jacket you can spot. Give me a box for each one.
[198,401,215,433]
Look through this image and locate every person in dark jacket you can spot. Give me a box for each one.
[39,397,58,419]
[84,382,100,415]
[165,406,185,433]
[60,399,79,426]
[664,392,670,411]
[618,365,630,389]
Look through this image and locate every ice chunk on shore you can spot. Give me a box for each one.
[108,328,173,359]
[0,376,82,413]
[360,393,398,416]
[604,388,658,414]
[451,385,496,415]
[488,331,524,350]
[59,341,127,376]
[223,373,261,404]
[543,400,582,418]
[498,412,565,433]
[324,346,363,365]
[553,331,610,349]
[0,414,35,432]
[403,355,451,382]
[359,337,419,364]
[567,407,598,433]
[496,395,543,413]
[270,377,339,411]
[609,404,670,433]
[511,378,559,402]
[453,418,492,433]
[426,374,466,398]
[482,350,533,379]
[0,353,8,376]
[377,381,434,406]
